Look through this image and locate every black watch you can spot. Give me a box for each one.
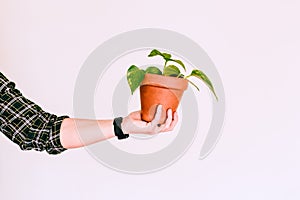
[113,117,129,140]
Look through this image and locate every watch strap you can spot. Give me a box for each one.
[113,117,129,140]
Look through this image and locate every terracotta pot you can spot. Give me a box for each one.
[140,73,188,123]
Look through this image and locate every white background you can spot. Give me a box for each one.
[1,0,300,199]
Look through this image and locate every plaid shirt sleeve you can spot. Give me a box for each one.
[0,72,69,155]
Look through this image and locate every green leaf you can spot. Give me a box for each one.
[148,49,172,61]
[188,80,200,91]
[189,69,218,100]
[178,73,184,78]
[169,59,186,71]
[162,53,171,60]
[148,49,186,72]
[145,66,162,75]
[163,65,181,77]
[127,65,145,94]
[148,49,162,57]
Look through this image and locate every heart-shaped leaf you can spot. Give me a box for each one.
[148,49,162,57]
[188,80,200,91]
[148,49,172,60]
[145,66,162,75]
[178,74,184,78]
[148,49,186,72]
[163,65,181,77]
[189,69,218,100]
[170,59,186,71]
[127,65,145,94]
[162,53,171,60]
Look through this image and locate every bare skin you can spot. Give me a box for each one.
[60,105,178,149]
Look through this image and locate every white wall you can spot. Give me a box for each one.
[1,0,300,199]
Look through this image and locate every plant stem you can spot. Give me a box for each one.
[164,60,168,69]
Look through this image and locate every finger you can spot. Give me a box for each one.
[151,105,162,126]
[163,109,173,130]
[163,111,178,132]
[129,111,142,120]
[152,123,166,134]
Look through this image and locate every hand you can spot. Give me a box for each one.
[121,105,178,135]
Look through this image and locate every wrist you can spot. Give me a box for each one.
[120,117,130,134]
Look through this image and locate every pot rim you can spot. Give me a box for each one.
[141,73,188,91]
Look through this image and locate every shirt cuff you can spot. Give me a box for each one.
[45,115,69,155]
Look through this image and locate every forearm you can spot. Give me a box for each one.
[59,118,115,149]
[0,72,178,155]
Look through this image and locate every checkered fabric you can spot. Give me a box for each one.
[0,72,69,154]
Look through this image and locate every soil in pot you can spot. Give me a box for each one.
[140,73,188,124]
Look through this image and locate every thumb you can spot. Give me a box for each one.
[151,105,163,126]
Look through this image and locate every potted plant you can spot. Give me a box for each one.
[127,49,218,123]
